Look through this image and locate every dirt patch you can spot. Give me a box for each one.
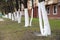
[19,30,52,40]
[0,29,60,40]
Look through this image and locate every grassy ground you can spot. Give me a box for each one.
[0,18,60,40]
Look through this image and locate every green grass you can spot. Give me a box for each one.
[0,18,60,40]
[49,19,60,30]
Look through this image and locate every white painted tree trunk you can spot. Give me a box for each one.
[38,3,44,35]
[29,9,33,26]
[38,1,51,36]
[19,11,22,23]
[12,14,14,21]
[24,9,29,27]
[16,11,19,21]
[17,11,21,23]
[2,14,8,18]
[6,14,8,18]
[8,13,11,19]
[40,2,51,35]
[14,12,17,21]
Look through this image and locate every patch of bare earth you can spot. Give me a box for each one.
[17,30,60,40]
[0,30,60,40]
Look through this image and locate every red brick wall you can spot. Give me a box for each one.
[28,4,60,19]
[33,6,38,18]
[48,4,60,19]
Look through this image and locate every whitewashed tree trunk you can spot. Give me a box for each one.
[19,11,22,23]
[38,3,44,35]
[40,2,51,35]
[8,13,12,19]
[12,14,14,21]
[29,9,33,26]
[14,12,17,21]
[17,11,21,23]
[38,1,51,36]
[24,9,29,27]
[15,11,18,21]
[2,14,8,18]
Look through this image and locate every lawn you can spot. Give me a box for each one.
[0,18,60,40]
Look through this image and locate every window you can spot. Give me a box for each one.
[46,6,50,15]
[53,5,57,15]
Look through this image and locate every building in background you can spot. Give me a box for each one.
[45,0,60,19]
[27,0,60,19]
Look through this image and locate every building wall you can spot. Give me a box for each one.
[33,6,38,18]
[47,4,60,19]
[27,0,60,19]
